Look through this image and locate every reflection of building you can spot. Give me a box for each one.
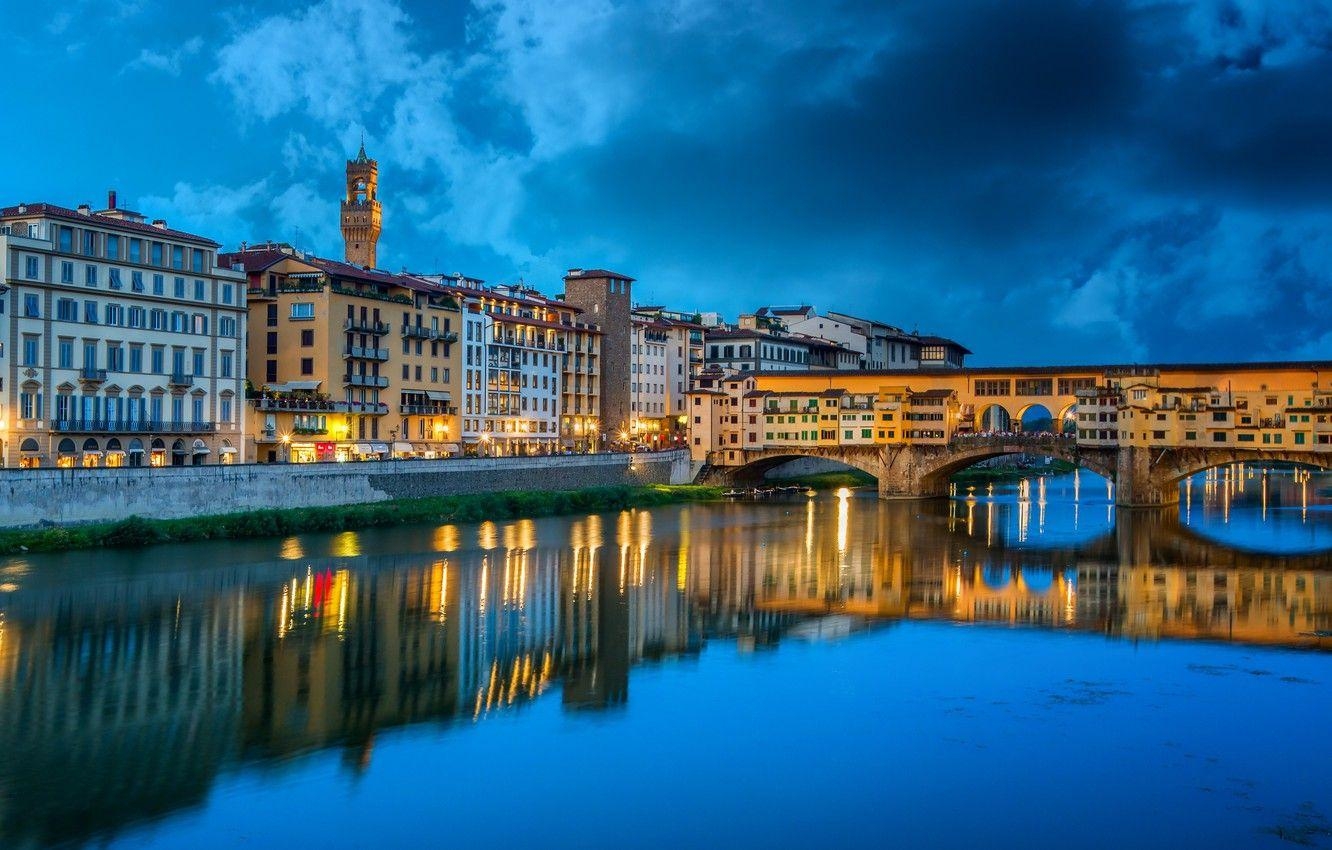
[0,586,243,846]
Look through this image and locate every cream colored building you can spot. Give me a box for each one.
[221,244,462,463]
[1,196,247,467]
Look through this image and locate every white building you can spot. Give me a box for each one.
[1,196,247,467]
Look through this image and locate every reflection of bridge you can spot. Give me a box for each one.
[699,361,1332,505]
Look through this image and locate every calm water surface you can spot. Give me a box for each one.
[2,466,1331,849]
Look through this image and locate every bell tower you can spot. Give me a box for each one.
[341,141,382,268]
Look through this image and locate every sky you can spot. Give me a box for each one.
[3,0,1331,366]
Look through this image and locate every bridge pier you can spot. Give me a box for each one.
[1115,446,1181,508]
[877,476,947,500]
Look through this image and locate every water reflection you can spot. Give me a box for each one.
[0,468,1329,847]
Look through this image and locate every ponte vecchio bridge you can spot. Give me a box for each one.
[691,360,1332,506]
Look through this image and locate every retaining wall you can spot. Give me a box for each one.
[0,450,692,529]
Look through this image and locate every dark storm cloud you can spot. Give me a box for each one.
[193,0,1332,363]
[511,0,1332,362]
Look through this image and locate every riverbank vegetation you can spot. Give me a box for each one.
[0,484,725,556]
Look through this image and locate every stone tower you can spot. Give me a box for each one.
[341,141,382,268]
[563,269,633,440]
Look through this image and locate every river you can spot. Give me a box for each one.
[1,465,1330,849]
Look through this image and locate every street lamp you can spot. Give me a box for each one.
[281,433,291,464]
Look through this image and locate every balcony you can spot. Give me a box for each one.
[51,419,216,434]
[168,372,194,389]
[400,403,457,416]
[254,395,341,413]
[78,367,108,384]
[343,373,389,388]
[344,318,392,335]
[344,345,391,362]
[401,324,457,343]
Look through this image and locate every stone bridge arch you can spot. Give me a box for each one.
[1120,446,1332,506]
[883,438,1118,498]
[722,445,889,485]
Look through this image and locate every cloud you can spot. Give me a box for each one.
[192,0,1332,363]
[138,179,270,248]
[123,35,203,76]
[210,0,416,125]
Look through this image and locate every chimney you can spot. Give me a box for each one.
[16,204,26,214]
[151,219,167,229]
[77,204,91,215]
[107,189,117,210]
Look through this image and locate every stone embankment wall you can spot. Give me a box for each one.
[0,450,692,529]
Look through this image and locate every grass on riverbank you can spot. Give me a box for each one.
[0,484,725,556]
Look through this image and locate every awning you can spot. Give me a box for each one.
[354,443,373,454]
[219,446,238,455]
[81,450,103,458]
[392,441,414,453]
[128,446,146,454]
[370,443,390,454]
[438,442,460,453]
[425,390,452,401]
[193,446,212,454]
[263,380,322,392]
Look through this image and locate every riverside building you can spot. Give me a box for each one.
[220,245,461,463]
[0,195,247,467]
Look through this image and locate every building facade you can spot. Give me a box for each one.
[562,269,631,443]
[222,245,460,463]
[1,197,247,467]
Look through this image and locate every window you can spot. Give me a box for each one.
[150,308,166,331]
[220,351,233,378]
[219,316,237,337]
[22,335,40,366]
[130,345,143,372]
[220,397,232,422]
[301,329,314,347]
[105,304,124,326]
[24,294,41,317]
[60,261,74,283]
[128,306,145,328]
[174,277,185,299]
[300,358,314,375]
[221,283,234,305]
[267,304,278,327]
[84,265,98,287]
[107,345,124,372]
[152,274,165,295]
[24,256,39,279]
[291,302,315,320]
[82,230,97,257]
[193,279,205,301]
[192,313,207,335]
[20,391,40,420]
[193,350,205,376]
[975,379,1011,396]
[266,332,278,354]
[129,239,141,263]
[83,301,98,323]
[106,234,120,259]
[57,338,73,368]
[56,298,77,321]
[151,347,164,373]
[171,245,184,270]
[191,249,205,273]
[151,242,163,266]
[170,311,186,333]
[58,227,73,252]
